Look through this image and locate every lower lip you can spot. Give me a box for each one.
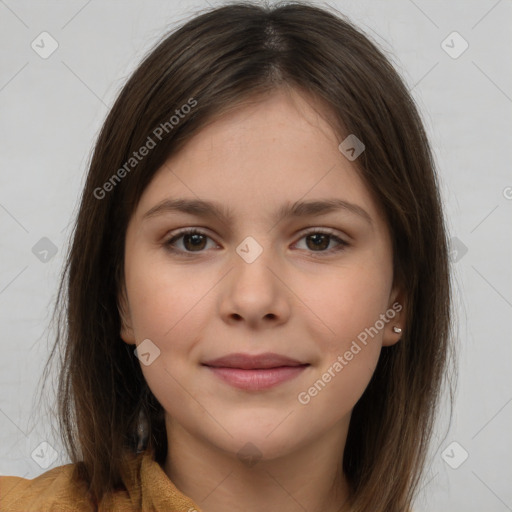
[204,365,308,391]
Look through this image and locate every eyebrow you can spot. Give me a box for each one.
[142,197,373,226]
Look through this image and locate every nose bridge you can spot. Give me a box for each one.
[235,234,268,266]
[232,233,277,288]
[220,233,289,325]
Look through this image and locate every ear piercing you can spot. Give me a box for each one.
[393,326,402,334]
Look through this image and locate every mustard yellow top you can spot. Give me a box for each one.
[0,450,202,511]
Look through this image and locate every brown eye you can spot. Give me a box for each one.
[305,233,330,251]
[164,228,348,256]
[164,229,216,254]
[295,229,348,254]
[182,233,207,251]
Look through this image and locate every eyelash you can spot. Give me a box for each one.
[163,227,349,257]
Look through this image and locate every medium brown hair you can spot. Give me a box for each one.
[36,1,454,510]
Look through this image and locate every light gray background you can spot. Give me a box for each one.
[0,1,511,511]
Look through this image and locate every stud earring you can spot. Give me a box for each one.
[393,326,402,334]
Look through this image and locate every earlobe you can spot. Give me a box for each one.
[382,314,404,347]
[118,288,136,345]
[120,322,136,345]
[382,286,406,347]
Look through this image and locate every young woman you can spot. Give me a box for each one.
[0,2,453,511]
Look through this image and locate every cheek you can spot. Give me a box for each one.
[292,252,392,403]
[296,252,393,345]
[125,255,215,417]
[125,247,214,344]
[294,280,387,421]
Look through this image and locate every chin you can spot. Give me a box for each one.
[207,420,308,463]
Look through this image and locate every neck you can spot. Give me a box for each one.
[163,416,352,512]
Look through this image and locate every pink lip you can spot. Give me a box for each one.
[202,352,309,391]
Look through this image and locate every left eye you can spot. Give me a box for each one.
[164,229,218,253]
[294,229,348,253]
[164,228,348,255]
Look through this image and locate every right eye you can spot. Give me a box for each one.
[163,228,219,255]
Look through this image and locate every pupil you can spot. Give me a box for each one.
[185,234,206,251]
[307,234,328,251]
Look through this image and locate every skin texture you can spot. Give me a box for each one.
[119,88,405,512]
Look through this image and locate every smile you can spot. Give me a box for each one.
[203,365,309,391]
[201,352,310,391]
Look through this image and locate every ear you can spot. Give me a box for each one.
[382,284,406,347]
[118,284,136,345]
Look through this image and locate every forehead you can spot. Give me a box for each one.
[133,88,386,232]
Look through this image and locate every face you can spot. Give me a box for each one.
[119,88,404,462]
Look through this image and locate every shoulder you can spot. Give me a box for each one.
[0,463,95,512]
[0,450,201,512]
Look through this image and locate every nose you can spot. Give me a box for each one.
[219,238,291,329]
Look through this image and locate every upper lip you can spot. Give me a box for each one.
[202,352,308,370]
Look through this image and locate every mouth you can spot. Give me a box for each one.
[201,352,310,391]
